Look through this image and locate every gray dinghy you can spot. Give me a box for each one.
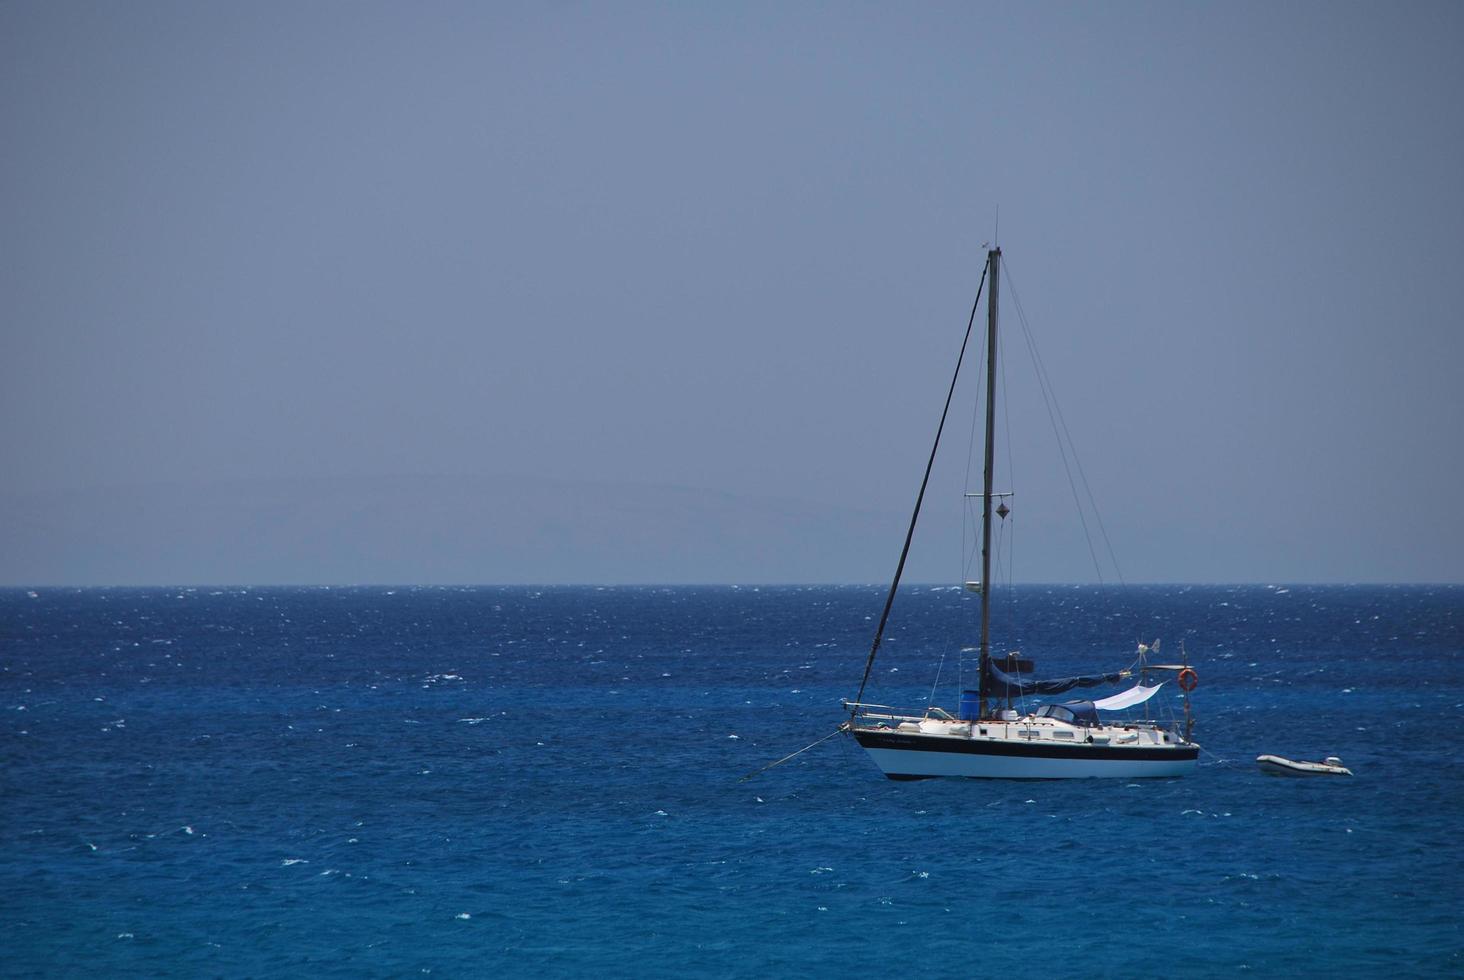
[1257,754,1352,776]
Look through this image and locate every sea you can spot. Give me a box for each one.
[3,584,1460,977]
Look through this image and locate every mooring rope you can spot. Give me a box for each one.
[738,726,848,783]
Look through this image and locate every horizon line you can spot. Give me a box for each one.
[3,581,1458,590]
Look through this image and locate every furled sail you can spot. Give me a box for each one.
[983,661,1128,698]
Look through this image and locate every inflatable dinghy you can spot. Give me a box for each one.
[1256,754,1352,776]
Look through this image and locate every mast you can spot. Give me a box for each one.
[848,261,988,717]
[978,247,1000,719]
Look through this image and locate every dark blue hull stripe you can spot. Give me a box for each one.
[854,729,1199,763]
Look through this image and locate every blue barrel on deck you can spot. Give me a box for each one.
[958,690,981,721]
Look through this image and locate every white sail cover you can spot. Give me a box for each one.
[1092,683,1163,711]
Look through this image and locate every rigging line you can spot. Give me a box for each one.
[962,322,989,503]
[1000,529,1011,651]
[960,499,971,583]
[1000,301,1015,518]
[993,515,1011,651]
[851,263,988,715]
[738,727,847,782]
[1003,260,1126,586]
[1003,260,1103,583]
[998,303,1018,653]
[929,635,952,708]
[1197,744,1241,769]
[963,496,982,581]
[931,593,960,707]
[1000,260,1106,584]
[960,306,991,585]
[1002,504,1017,659]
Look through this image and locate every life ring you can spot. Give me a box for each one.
[1178,668,1198,692]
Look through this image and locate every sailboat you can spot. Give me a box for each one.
[842,247,1200,780]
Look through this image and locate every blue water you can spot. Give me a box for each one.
[3,585,1460,976]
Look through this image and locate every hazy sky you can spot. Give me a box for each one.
[3,2,1461,584]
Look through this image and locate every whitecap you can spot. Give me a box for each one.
[282,858,308,866]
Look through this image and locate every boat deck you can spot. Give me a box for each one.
[850,711,1199,778]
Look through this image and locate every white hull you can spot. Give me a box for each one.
[852,718,1198,780]
[861,744,1197,779]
